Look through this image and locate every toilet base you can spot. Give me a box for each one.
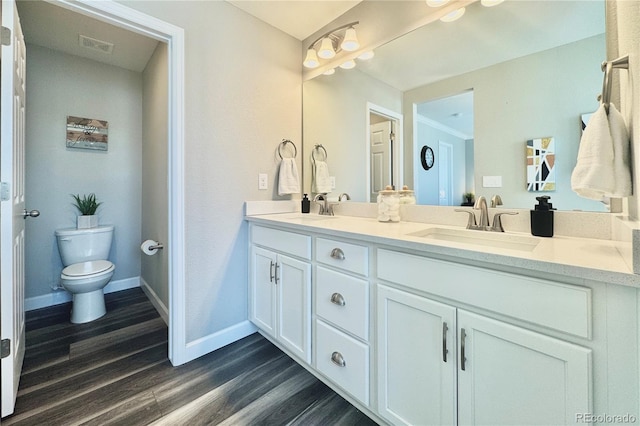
[70,289,106,324]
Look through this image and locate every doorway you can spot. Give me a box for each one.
[366,103,403,202]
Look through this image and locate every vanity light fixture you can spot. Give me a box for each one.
[339,59,356,69]
[426,0,450,6]
[303,21,360,69]
[323,68,336,76]
[358,51,375,60]
[440,7,466,22]
[481,0,504,6]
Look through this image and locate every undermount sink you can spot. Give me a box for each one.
[407,227,540,252]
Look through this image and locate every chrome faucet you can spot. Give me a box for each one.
[455,195,518,232]
[491,194,503,208]
[313,193,337,216]
[338,193,351,201]
[474,196,490,229]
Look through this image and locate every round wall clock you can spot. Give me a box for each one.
[421,145,435,170]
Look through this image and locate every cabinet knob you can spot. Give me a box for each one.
[330,292,346,306]
[331,351,346,367]
[330,248,345,260]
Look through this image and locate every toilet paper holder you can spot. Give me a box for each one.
[148,242,164,250]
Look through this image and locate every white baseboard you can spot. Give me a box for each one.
[140,277,169,325]
[25,277,141,311]
[181,320,257,364]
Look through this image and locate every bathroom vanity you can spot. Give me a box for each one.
[246,209,639,425]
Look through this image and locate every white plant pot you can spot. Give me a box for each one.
[77,215,98,229]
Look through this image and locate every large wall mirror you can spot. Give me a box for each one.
[302,0,609,211]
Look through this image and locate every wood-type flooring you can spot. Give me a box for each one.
[3,288,376,425]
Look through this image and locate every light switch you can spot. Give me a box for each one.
[330,176,336,189]
[258,173,268,190]
[482,176,503,188]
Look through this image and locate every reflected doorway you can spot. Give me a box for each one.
[367,103,403,202]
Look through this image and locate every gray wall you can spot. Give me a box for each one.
[25,44,142,299]
[118,0,302,344]
[141,43,169,308]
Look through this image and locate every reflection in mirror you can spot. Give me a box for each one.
[303,0,608,211]
[368,105,403,202]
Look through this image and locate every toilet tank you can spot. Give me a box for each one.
[55,225,114,266]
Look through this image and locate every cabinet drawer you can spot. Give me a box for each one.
[315,266,369,341]
[316,238,368,276]
[251,225,311,260]
[315,320,369,405]
[377,249,592,339]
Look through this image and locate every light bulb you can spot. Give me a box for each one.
[341,27,360,52]
[303,48,319,68]
[339,59,356,69]
[358,51,375,60]
[323,68,336,76]
[317,37,335,59]
[481,0,504,6]
[440,7,465,22]
[426,0,449,6]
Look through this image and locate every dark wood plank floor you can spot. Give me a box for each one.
[4,288,377,425]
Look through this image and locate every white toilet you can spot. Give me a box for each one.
[55,225,116,324]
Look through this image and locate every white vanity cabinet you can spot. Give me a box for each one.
[377,249,593,426]
[249,225,311,363]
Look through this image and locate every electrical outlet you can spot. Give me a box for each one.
[258,173,268,190]
[482,175,502,188]
[330,176,336,189]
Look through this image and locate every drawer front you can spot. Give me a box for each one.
[377,249,592,339]
[251,225,311,260]
[315,319,370,405]
[315,266,369,341]
[316,238,368,276]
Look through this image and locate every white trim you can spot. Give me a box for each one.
[365,102,404,202]
[417,114,472,140]
[25,277,140,311]
[140,277,169,325]
[183,321,257,361]
[54,1,188,365]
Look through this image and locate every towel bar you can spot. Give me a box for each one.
[600,55,629,114]
[278,139,297,159]
[312,144,327,162]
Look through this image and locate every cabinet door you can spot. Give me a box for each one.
[457,310,592,426]
[377,285,457,426]
[277,254,311,363]
[249,246,276,338]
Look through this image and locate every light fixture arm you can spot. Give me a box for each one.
[307,21,359,51]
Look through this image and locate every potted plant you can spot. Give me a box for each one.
[462,192,475,206]
[72,193,102,229]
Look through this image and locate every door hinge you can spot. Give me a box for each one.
[1,26,11,46]
[1,339,10,359]
[1,182,9,201]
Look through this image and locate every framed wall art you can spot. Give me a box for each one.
[66,116,109,151]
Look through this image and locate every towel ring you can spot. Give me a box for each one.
[278,139,297,159]
[599,55,629,114]
[312,144,327,162]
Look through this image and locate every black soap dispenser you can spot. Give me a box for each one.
[301,194,310,214]
[531,196,554,237]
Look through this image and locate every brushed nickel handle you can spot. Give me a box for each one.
[330,292,346,306]
[331,351,346,367]
[23,209,40,219]
[330,248,345,260]
[442,322,448,363]
[274,263,280,284]
[269,260,275,283]
[460,328,467,371]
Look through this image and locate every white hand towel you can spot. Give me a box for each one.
[571,104,615,200]
[312,161,332,193]
[278,158,300,196]
[607,103,632,197]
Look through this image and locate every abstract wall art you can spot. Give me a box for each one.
[526,137,555,192]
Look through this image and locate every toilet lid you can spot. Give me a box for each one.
[62,260,113,277]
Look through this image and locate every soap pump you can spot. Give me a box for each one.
[530,195,554,237]
[301,194,310,214]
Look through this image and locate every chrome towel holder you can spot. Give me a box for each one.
[600,54,629,114]
[278,139,297,159]
[312,144,327,162]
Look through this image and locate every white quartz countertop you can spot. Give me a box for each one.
[245,212,639,288]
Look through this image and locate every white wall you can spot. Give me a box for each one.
[25,44,142,299]
[404,35,607,211]
[141,42,169,309]
[303,69,403,201]
[117,0,302,344]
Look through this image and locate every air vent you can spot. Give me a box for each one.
[78,35,114,54]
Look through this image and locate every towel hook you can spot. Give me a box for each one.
[312,144,327,162]
[278,139,297,159]
[600,55,629,114]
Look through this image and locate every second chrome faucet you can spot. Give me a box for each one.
[455,195,518,232]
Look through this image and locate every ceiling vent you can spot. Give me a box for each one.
[78,35,114,54]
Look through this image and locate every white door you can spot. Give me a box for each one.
[370,121,393,199]
[1,0,28,417]
[276,254,310,363]
[377,285,457,426]
[249,246,277,338]
[438,141,453,206]
[457,310,592,425]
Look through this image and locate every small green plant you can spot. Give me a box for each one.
[71,193,102,215]
[463,192,475,203]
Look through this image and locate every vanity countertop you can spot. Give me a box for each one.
[246,213,639,288]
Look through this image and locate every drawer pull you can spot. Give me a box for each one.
[460,328,467,371]
[442,322,448,363]
[269,261,275,283]
[330,248,345,260]
[331,351,346,367]
[330,292,346,306]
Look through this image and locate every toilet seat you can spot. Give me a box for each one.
[62,260,114,280]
